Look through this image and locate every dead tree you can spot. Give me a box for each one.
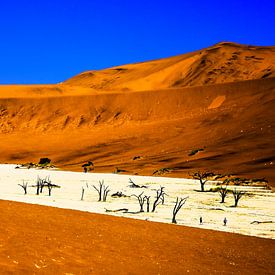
[18,181,28,195]
[39,180,46,193]
[191,171,213,192]
[35,176,42,195]
[128,178,147,188]
[160,191,168,205]
[232,189,246,207]
[102,185,110,202]
[93,180,110,202]
[39,175,50,193]
[144,195,150,212]
[172,197,188,224]
[132,192,145,212]
[81,187,85,201]
[46,178,53,196]
[152,187,165,212]
[219,186,228,203]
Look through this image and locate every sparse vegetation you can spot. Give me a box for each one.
[111,191,128,198]
[232,188,246,207]
[114,167,127,174]
[188,148,204,156]
[219,186,228,203]
[191,171,214,192]
[82,161,94,173]
[15,158,55,169]
[128,178,147,188]
[152,167,172,176]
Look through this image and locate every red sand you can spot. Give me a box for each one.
[0,200,274,274]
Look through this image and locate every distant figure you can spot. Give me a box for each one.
[223,217,227,226]
[199,217,203,225]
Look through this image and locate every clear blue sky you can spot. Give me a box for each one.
[0,0,274,84]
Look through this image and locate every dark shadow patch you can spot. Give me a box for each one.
[244,156,274,166]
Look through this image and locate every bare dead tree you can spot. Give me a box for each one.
[81,187,85,201]
[32,176,59,196]
[152,187,165,212]
[93,180,104,201]
[39,180,46,193]
[35,176,42,195]
[128,178,147,188]
[102,185,110,202]
[46,178,53,196]
[219,186,228,203]
[232,189,246,207]
[18,180,28,195]
[39,175,50,193]
[191,171,214,192]
[172,197,188,224]
[93,180,110,202]
[144,195,151,212]
[132,192,146,212]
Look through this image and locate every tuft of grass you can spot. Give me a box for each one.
[188,148,204,156]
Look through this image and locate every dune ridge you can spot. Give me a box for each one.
[65,42,275,91]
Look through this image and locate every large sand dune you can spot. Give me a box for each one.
[0,42,274,185]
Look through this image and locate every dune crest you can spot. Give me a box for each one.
[65,42,275,91]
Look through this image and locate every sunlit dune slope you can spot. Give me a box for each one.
[65,42,275,91]
[0,42,274,185]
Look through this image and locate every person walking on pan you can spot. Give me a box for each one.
[199,216,203,225]
[223,217,227,226]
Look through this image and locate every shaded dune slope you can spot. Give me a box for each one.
[0,42,274,184]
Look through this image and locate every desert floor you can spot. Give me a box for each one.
[0,199,274,274]
[0,164,274,240]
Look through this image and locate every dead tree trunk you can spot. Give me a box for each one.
[81,187,85,201]
[160,192,168,205]
[152,187,165,212]
[219,186,228,203]
[144,196,150,212]
[36,177,41,195]
[48,185,53,196]
[172,197,188,224]
[132,192,145,212]
[18,181,28,195]
[102,185,110,202]
[232,189,245,207]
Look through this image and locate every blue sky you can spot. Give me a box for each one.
[0,0,274,84]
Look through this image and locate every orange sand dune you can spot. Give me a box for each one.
[65,42,275,91]
[0,42,274,185]
[0,200,274,274]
